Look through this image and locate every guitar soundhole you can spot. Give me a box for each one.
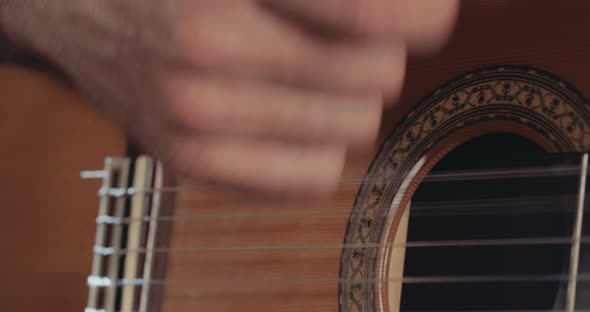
[401,133,588,311]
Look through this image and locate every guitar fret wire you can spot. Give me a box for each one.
[96,273,590,288]
[113,195,583,224]
[97,165,585,197]
[93,236,590,256]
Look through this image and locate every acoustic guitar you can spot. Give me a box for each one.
[1,1,589,311]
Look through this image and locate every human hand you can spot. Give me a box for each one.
[1,0,459,195]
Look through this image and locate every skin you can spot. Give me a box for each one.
[0,0,460,195]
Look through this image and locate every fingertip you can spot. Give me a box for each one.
[381,56,407,109]
[310,145,347,195]
[247,145,346,198]
[351,98,383,151]
[405,0,461,55]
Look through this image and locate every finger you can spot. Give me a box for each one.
[160,74,385,150]
[260,0,460,54]
[173,2,406,94]
[163,133,347,195]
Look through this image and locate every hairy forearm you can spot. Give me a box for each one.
[0,0,142,69]
[0,1,26,57]
[0,1,52,68]
[0,1,44,53]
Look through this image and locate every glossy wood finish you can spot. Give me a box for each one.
[0,67,125,311]
[2,1,590,311]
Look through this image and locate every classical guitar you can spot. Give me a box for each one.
[1,1,589,312]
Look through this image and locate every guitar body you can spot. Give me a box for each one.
[2,1,590,311]
[0,67,126,310]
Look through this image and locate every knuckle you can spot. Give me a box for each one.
[428,0,460,35]
[165,138,213,180]
[406,0,460,53]
[378,47,407,102]
[314,147,346,194]
[291,98,325,137]
[347,0,375,35]
[172,13,225,67]
[355,99,383,141]
[160,78,219,130]
[345,0,399,36]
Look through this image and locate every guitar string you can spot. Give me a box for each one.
[102,273,590,288]
[115,194,583,224]
[410,310,590,312]
[565,153,588,312]
[393,311,590,312]
[93,236,590,256]
[103,165,586,196]
[95,310,590,312]
[99,310,590,312]
[91,165,590,307]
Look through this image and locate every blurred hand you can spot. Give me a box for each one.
[1,0,459,195]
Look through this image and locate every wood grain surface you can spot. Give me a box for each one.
[0,67,125,311]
